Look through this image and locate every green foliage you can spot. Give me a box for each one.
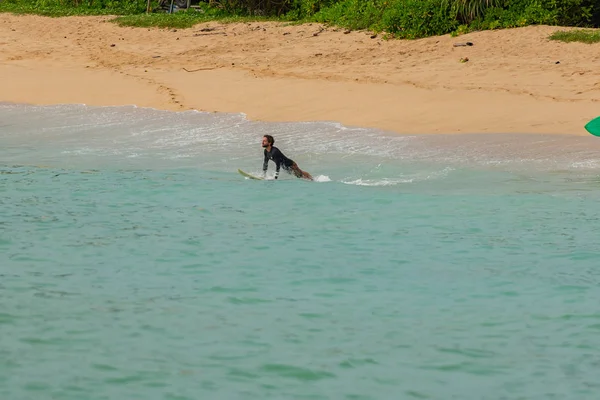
[448,0,502,24]
[1,0,598,36]
[552,0,597,26]
[114,6,276,28]
[549,28,600,43]
[0,0,151,16]
[449,0,598,32]
[467,0,556,31]
[115,11,208,28]
[284,0,337,19]
[312,0,386,31]
[310,0,457,37]
[305,0,597,37]
[216,0,291,16]
[380,0,458,38]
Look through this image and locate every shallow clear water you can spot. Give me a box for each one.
[3,103,600,400]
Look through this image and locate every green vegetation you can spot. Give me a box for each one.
[549,29,600,43]
[114,13,203,29]
[113,7,277,29]
[1,0,598,39]
[0,0,149,16]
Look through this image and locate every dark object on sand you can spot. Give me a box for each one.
[183,67,219,72]
[453,42,474,47]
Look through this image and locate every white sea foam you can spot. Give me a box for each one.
[3,103,600,179]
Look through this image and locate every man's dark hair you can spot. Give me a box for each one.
[263,135,274,145]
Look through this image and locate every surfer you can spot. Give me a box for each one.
[262,135,313,181]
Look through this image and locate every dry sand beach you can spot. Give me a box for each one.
[1,14,599,135]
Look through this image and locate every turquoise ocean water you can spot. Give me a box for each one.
[2,103,600,400]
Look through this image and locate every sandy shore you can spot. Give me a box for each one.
[1,14,599,135]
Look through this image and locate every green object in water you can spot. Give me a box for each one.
[585,116,600,136]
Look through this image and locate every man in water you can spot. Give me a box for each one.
[262,135,313,180]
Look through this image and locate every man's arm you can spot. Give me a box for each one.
[262,150,269,176]
[272,148,282,179]
[274,160,281,179]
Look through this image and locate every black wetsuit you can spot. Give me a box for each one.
[263,146,294,175]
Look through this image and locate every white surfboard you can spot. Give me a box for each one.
[238,169,264,180]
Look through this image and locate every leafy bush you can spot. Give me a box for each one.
[0,0,151,15]
[311,0,386,30]
[380,0,458,38]
[1,0,598,35]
